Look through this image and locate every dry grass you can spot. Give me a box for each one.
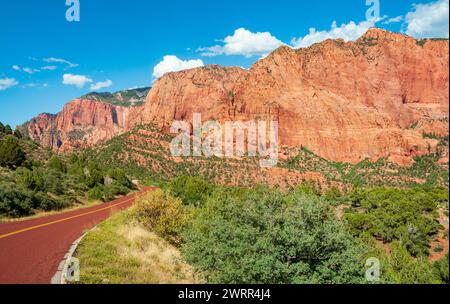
[73,211,201,284]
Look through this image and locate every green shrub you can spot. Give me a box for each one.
[88,186,104,201]
[388,242,441,284]
[103,181,128,201]
[0,136,26,169]
[48,155,66,172]
[182,187,367,284]
[167,176,213,206]
[107,168,133,189]
[15,167,35,189]
[345,187,442,257]
[433,254,449,284]
[132,189,193,246]
[0,182,34,217]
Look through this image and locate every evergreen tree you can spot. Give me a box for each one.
[13,129,22,139]
[0,136,26,169]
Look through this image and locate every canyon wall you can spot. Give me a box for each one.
[23,28,449,164]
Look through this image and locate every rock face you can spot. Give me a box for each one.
[21,99,140,151]
[24,29,449,164]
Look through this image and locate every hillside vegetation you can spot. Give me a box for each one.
[79,176,448,284]
[82,124,449,190]
[0,121,135,218]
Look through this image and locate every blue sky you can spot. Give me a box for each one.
[1,0,448,127]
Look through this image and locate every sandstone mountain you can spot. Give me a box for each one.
[22,28,449,165]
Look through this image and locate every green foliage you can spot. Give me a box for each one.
[324,186,342,201]
[107,168,133,189]
[433,254,449,284]
[167,176,213,206]
[15,167,35,189]
[416,39,427,47]
[84,163,104,188]
[80,87,150,107]
[0,136,134,218]
[48,155,66,172]
[182,187,367,284]
[103,181,129,201]
[88,186,104,200]
[345,187,445,257]
[387,242,441,284]
[0,136,26,169]
[0,182,34,217]
[132,189,193,246]
[13,129,22,139]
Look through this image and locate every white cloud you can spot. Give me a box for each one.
[23,67,40,74]
[63,74,93,88]
[383,16,403,25]
[0,78,19,91]
[22,83,38,88]
[44,57,79,69]
[291,19,379,48]
[198,28,285,57]
[41,65,57,71]
[90,80,113,91]
[12,65,20,71]
[152,55,204,78]
[405,0,449,38]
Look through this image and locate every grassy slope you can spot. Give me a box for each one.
[73,211,200,284]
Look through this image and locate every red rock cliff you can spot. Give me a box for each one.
[24,29,449,164]
[134,28,449,164]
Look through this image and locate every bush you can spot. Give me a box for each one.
[433,254,449,284]
[48,155,66,172]
[34,169,64,195]
[324,186,342,201]
[88,186,104,201]
[107,168,133,189]
[0,136,26,169]
[132,189,193,246]
[0,182,34,217]
[345,187,442,257]
[182,187,367,284]
[167,176,213,206]
[84,163,104,188]
[103,181,128,201]
[388,242,441,284]
[33,191,69,211]
[15,167,35,189]
[13,129,22,139]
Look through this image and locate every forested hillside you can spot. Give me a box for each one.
[0,121,135,218]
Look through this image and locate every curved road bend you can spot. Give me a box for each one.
[0,187,156,284]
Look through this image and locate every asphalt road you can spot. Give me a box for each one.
[0,187,155,284]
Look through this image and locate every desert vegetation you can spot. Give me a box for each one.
[78,175,448,284]
[0,121,135,218]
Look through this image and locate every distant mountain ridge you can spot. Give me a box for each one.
[81,87,151,107]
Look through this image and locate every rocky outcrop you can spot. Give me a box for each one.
[24,28,449,165]
[21,99,139,151]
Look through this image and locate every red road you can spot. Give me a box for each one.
[0,187,155,284]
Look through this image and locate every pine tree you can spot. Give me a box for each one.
[0,136,26,169]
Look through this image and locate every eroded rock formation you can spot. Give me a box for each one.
[23,29,449,164]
